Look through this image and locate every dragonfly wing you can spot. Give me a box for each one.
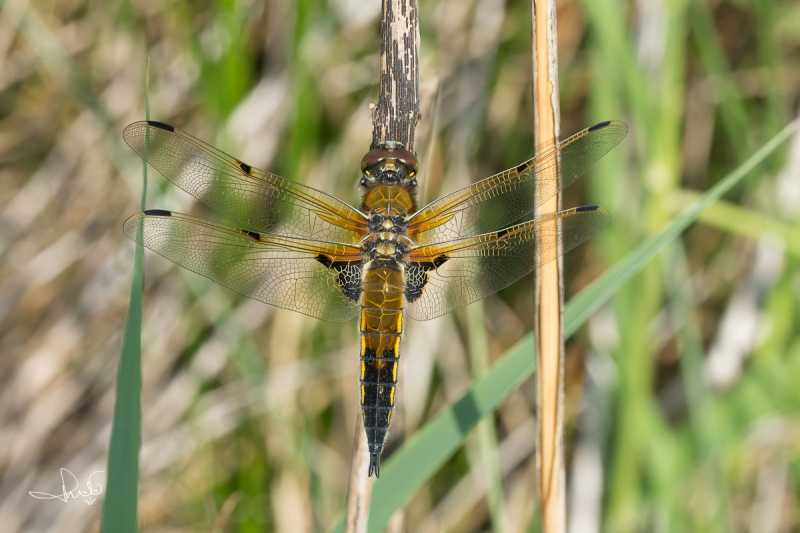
[123,121,368,243]
[408,121,626,245]
[405,206,611,321]
[124,210,363,322]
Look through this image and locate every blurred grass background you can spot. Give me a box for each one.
[0,0,798,531]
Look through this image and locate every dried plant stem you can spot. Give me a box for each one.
[371,0,421,150]
[344,1,420,531]
[531,0,566,532]
[345,418,373,533]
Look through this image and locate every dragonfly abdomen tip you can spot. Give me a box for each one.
[368,453,380,478]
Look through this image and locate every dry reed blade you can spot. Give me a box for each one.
[531,0,566,531]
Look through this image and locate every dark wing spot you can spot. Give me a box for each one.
[405,255,449,302]
[239,161,253,175]
[575,205,600,212]
[144,209,172,217]
[147,121,175,132]
[405,266,427,302]
[496,228,509,239]
[516,161,531,174]
[316,256,363,302]
[246,230,261,240]
[588,121,611,132]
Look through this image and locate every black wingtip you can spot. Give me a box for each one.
[147,120,175,132]
[575,205,600,212]
[588,120,612,132]
[368,453,380,478]
[144,209,172,216]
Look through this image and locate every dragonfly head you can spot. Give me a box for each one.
[360,141,419,208]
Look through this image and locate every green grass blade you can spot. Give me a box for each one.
[101,236,144,533]
[672,190,800,258]
[101,62,150,533]
[328,118,798,533]
[466,303,509,533]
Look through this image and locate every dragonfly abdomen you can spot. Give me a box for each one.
[359,263,404,478]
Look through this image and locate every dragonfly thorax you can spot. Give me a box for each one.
[362,185,416,218]
[362,231,412,263]
[367,213,408,234]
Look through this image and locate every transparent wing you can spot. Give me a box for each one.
[124,210,363,322]
[123,121,368,243]
[405,206,610,321]
[408,121,626,245]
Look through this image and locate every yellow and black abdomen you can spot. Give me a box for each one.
[359,263,404,478]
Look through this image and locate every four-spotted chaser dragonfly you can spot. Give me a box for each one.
[122,120,627,477]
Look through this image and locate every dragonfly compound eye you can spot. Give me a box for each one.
[361,148,389,172]
[393,148,419,173]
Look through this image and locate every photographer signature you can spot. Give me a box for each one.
[29,468,104,505]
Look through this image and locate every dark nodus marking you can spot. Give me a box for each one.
[246,230,261,240]
[576,205,599,212]
[516,161,530,174]
[496,228,509,239]
[239,161,253,175]
[588,121,611,132]
[144,209,172,217]
[147,121,174,132]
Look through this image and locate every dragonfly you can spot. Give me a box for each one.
[122,119,627,477]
